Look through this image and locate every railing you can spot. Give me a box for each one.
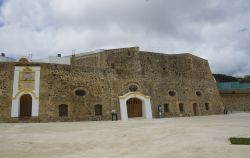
[217,82,250,90]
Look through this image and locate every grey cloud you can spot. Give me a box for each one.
[239,28,249,32]
[0,0,250,76]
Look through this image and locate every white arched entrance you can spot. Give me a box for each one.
[119,92,152,121]
[11,90,39,118]
[11,66,40,118]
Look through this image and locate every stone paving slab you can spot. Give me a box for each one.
[0,113,249,158]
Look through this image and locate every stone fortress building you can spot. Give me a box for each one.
[0,47,224,122]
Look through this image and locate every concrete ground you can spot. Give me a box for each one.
[0,113,249,158]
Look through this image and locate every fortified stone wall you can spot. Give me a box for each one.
[71,47,141,71]
[38,64,117,122]
[220,93,250,111]
[0,47,224,122]
[71,47,224,118]
[137,52,223,117]
[0,62,15,122]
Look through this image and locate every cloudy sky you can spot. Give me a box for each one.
[0,0,250,75]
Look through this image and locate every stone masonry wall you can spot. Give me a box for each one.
[0,47,224,122]
[220,92,250,111]
[70,47,224,119]
[0,62,14,122]
[38,64,116,122]
[137,52,223,117]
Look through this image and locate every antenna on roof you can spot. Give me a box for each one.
[28,53,32,61]
[72,49,76,57]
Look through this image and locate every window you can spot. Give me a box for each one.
[129,84,138,92]
[196,91,202,96]
[75,89,86,96]
[164,103,169,112]
[205,103,209,111]
[179,103,184,112]
[59,104,68,117]
[111,63,115,69]
[128,51,131,56]
[95,104,102,116]
[169,90,176,97]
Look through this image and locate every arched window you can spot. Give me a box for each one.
[59,104,68,117]
[95,104,102,116]
[205,103,209,111]
[179,103,184,112]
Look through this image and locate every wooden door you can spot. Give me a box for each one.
[20,94,32,118]
[127,98,142,118]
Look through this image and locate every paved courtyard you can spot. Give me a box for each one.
[0,113,249,158]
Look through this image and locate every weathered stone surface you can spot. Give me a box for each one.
[0,47,224,122]
[0,62,15,122]
[220,92,250,111]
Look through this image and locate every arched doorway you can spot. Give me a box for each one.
[126,98,142,118]
[19,94,32,118]
[119,92,152,121]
